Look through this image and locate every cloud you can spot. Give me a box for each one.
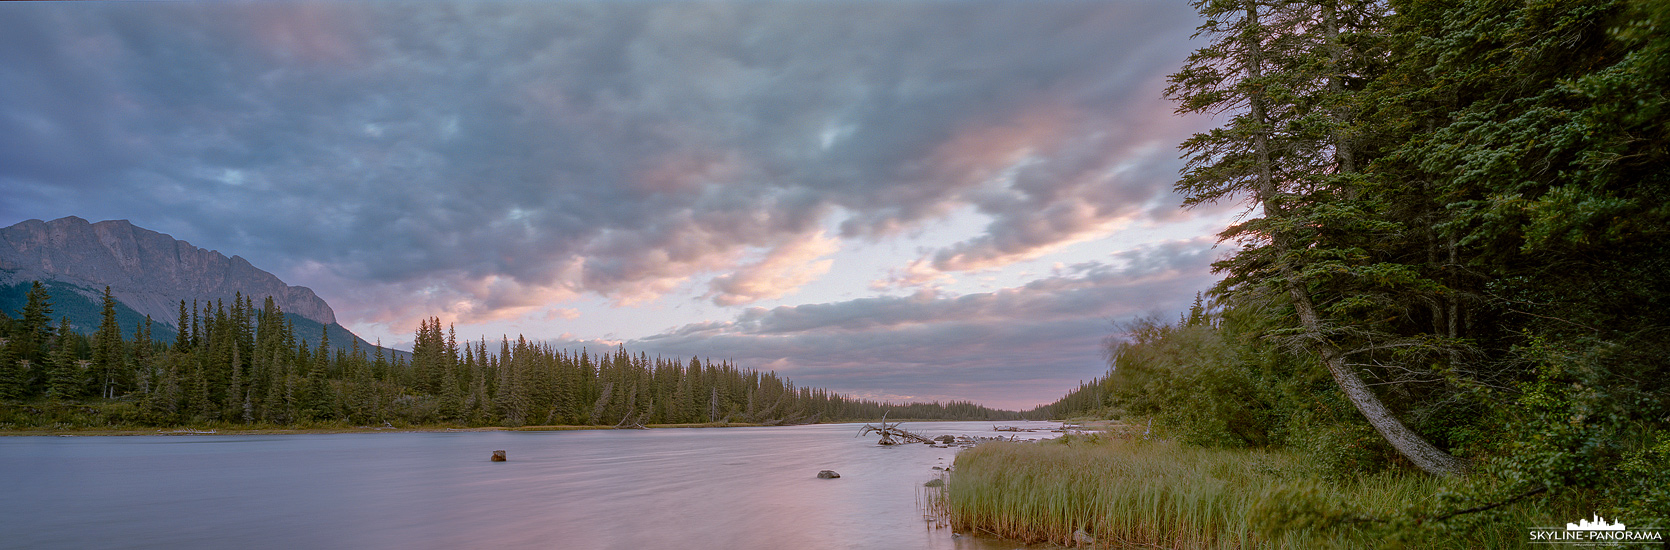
[706,231,838,306]
[616,238,1226,409]
[0,0,1206,326]
[871,258,956,291]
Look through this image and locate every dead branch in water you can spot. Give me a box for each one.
[857,412,936,445]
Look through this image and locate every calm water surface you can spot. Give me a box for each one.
[0,420,1060,549]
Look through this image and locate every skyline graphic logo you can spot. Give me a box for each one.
[1567,514,1626,531]
[1529,513,1663,546]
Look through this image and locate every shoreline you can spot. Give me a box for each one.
[0,423,762,437]
[0,418,1026,437]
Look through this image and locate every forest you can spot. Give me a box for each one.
[1021,0,1669,531]
[0,283,1017,429]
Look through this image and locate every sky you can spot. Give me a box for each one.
[0,0,1241,410]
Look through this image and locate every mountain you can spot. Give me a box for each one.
[0,216,385,354]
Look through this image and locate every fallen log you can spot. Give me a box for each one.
[857,412,936,445]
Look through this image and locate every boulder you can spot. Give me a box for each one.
[817,470,840,479]
[491,450,507,462]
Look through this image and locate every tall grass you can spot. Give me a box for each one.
[946,435,1577,548]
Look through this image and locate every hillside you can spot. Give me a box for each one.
[0,217,389,356]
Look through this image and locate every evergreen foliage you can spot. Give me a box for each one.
[1031,0,1669,530]
[0,285,1014,428]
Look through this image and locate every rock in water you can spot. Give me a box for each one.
[936,435,956,444]
[923,478,944,487]
[817,470,840,479]
[491,450,507,462]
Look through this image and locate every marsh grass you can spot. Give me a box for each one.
[947,435,1576,548]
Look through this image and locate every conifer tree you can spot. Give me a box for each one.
[300,326,333,420]
[45,317,83,400]
[133,316,154,397]
[190,300,201,351]
[0,336,21,400]
[16,281,54,368]
[92,286,125,399]
[1167,0,1466,476]
[174,300,189,353]
[149,351,183,421]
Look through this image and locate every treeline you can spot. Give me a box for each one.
[1038,0,1667,526]
[0,282,1014,427]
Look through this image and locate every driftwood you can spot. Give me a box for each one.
[857,412,936,445]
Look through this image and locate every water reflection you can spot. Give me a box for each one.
[0,421,1061,550]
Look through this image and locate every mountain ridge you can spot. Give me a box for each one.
[0,216,336,327]
[0,216,394,357]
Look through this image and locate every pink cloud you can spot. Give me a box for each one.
[707,231,839,306]
[871,258,956,291]
[546,307,582,321]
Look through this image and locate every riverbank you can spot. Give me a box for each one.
[0,418,1001,436]
[0,425,497,436]
[946,434,1581,549]
[0,399,1020,436]
[0,421,782,436]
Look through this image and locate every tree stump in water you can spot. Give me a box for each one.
[491,450,507,462]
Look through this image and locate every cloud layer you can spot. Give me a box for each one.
[595,239,1224,409]
[0,1,1224,408]
[0,1,1202,318]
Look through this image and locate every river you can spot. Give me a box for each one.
[0,420,1061,549]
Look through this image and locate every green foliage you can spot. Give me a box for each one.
[1471,335,1670,526]
[1022,0,1668,527]
[1104,315,1274,448]
[0,279,176,343]
[0,286,1012,430]
[1281,394,1405,479]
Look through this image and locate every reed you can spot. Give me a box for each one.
[946,435,1570,548]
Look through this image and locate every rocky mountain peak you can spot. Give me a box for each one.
[0,216,337,326]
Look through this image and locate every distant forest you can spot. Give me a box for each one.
[0,283,1017,428]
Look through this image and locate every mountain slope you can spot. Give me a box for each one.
[0,217,388,355]
[0,216,335,326]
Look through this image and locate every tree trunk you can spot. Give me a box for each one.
[1287,281,1471,476]
[1320,0,1357,175]
[1242,0,1468,477]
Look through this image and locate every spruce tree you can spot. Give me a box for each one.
[92,286,124,399]
[16,281,54,367]
[149,351,183,421]
[45,317,83,400]
[174,300,189,353]
[1167,0,1466,476]
[0,336,21,400]
[133,316,154,396]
